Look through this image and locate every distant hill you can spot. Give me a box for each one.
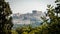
[12,10,46,29]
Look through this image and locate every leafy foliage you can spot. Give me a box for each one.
[0,0,13,34]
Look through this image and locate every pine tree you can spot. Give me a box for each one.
[0,0,13,34]
[55,0,60,17]
[44,0,60,34]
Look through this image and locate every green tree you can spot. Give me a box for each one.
[39,0,60,34]
[43,0,60,34]
[55,0,60,16]
[0,0,13,34]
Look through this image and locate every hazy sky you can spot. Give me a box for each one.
[6,0,56,14]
